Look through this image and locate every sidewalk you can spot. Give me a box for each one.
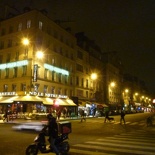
[0,115,95,124]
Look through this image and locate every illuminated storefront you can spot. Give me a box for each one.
[0,92,77,115]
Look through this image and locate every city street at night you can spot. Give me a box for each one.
[0,112,155,155]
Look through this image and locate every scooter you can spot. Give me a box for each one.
[26,126,70,155]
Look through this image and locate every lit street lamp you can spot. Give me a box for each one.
[91,73,97,80]
[22,38,29,45]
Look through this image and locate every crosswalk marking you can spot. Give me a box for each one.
[89,119,146,126]
[98,138,155,146]
[69,148,116,155]
[70,130,155,155]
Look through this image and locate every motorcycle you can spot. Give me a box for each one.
[26,126,70,155]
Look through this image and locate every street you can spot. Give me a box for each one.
[0,112,154,155]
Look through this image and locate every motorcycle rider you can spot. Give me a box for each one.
[47,113,62,155]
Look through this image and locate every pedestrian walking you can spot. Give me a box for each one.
[3,110,8,122]
[68,108,72,118]
[146,116,153,126]
[104,110,109,123]
[56,109,61,121]
[80,109,86,122]
[62,107,67,118]
[120,110,126,124]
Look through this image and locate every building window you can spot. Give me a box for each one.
[0,55,3,63]
[52,71,55,81]
[70,65,73,72]
[76,63,83,72]
[58,88,61,95]
[24,48,28,58]
[70,76,73,85]
[70,90,73,97]
[15,51,19,60]
[64,89,67,95]
[54,30,57,38]
[36,37,43,45]
[52,58,55,65]
[51,86,55,94]
[21,83,26,91]
[58,73,62,83]
[86,91,88,98]
[12,84,17,91]
[81,78,84,87]
[27,20,31,28]
[18,23,22,31]
[5,68,9,78]
[39,21,43,30]
[22,66,27,76]
[43,85,48,93]
[0,41,4,49]
[6,53,11,63]
[3,84,8,92]
[65,75,68,84]
[44,69,48,79]
[76,76,79,86]
[77,50,83,59]
[34,84,39,92]
[86,79,88,88]
[77,89,83,97]
[1,28,5,36]
[8,39,12,47]
[14,67,18,77]
[9,26,13,33]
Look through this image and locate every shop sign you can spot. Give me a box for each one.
[29,92,67,98]
[33,64,38,82]
[0,92,16,96]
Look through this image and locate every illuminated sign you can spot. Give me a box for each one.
[44,63,69,75]
[0,60,28,69]
[29,92,67,98]
[0,92,16,96]
[33,64,38,82]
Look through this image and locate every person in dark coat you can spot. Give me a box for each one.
[56,109,61,121]
[47,114,61,155]
[104,110,109,123]
[80,109,86,122]
[120,110,126,124]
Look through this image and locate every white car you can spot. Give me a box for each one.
[12,122,46,131]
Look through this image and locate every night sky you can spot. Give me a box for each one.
[0,0,155,96]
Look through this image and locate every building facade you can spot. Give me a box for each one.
[0,9,152,116]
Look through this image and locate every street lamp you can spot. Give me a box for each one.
[36,51,44,59]
[91,73,97,80]
[110,82,115,87]
[22,38,29,46]
[125,89,129,93]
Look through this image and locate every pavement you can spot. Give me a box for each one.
[0,116,87,124]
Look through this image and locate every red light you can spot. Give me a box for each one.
[53,99,59,106]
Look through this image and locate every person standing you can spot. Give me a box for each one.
[80,109,86,122]
[47,114,62,155]
[120,110,126,124]
[104,110,109,123]
[68,108,72,118]
[56,109,61,121]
